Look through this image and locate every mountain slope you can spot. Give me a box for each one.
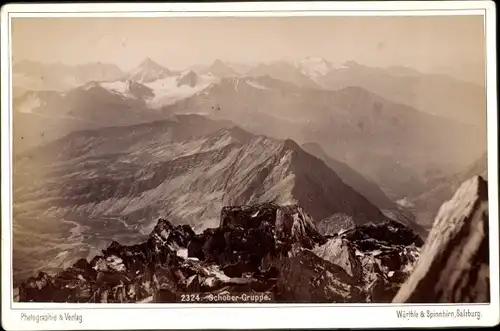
[317,61,486,129]
[411,153,488,228]
[13,115,392,283]
[15,117,389,229]
[257,59,485,131]
[164,77,486,199]
[300,141,426,236]
[301,142,396,210]
[201,59,241,78]
[12,82,164,153]
[12,68,224,154]
[127,58,173,83]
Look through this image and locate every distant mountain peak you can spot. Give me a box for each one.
[209,59,230,70]
[205,59,239,78]
[138,57,162,68]
[128,58,172,83]
[212,58,225,66]
[298,57,334,83]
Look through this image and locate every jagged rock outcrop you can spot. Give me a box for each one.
[313,237,363,282]
[189,203,327,278]
[314,220,423,302]
[275,250,363,303]
[220,203,326,250]
[393,176,489,303]
[17,203,423,303]
[18,219,197,303]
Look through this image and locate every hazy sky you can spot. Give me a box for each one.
[12,15,485,82]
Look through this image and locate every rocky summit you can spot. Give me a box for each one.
[16,203,424,303]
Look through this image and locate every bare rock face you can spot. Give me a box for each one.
[193,203,327,278]
[312,238,363,283]
[220,203,326,251]
[314,220,423,303]
[276,250,363,303]
[393,176,489,303]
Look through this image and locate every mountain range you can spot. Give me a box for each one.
[163,75,485,199]
[14,114,406,283]
[13,57,486,129]
[12,56,489,292]
[13,58,487,204]
[14,69,485,202]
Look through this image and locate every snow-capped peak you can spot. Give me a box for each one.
[205,59,240,78]
[138,57,163,70]
[298,57,334,79]
[128,58,173,83]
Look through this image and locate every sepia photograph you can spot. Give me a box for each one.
[1,1,498,330]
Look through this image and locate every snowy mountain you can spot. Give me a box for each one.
[243,59,485,129]
[127,58,174,83]
[12,67,226,153]
[297,57,335,83]
[100,70,220,109]
[200,59,241,78]
[12,81,164,153]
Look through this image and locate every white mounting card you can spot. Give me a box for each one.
[1,1,498,330]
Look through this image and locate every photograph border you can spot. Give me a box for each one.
[1,1,498,329]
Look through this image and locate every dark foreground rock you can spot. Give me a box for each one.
[393,176,490,303]
[313,220,423,303]
[17,203,425,303]
[276,249,364,303]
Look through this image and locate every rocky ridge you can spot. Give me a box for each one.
[16,203,423,303]
[394,176,490,303]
